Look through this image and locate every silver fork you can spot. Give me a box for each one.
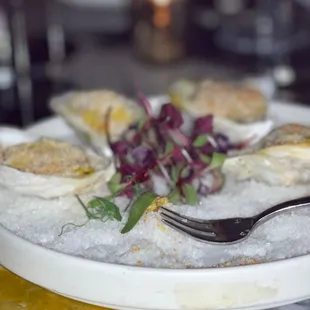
[159,196,310,245]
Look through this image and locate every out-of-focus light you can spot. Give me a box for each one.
[273,65,296,87]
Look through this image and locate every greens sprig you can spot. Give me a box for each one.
[63,93,234,234]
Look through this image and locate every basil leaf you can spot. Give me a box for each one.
[88,197,122,222]
[121,192,158,234]
[182,183,198,205]
[168,188,180,203]
[193,135,209,147]
[210,152,227,168]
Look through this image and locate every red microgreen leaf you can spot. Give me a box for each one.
[192,115,213,138]
[159,103,183,129]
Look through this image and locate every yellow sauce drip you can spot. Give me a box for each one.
[0,268,111,310]
[73,166,95,176]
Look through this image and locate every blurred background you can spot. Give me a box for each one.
[1,0,310,127]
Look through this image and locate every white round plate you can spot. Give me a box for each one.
[1,97,310,310]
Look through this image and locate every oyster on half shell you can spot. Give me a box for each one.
[0,128,115,199]
[50,90,145,156]
[168,79,273,145]
[222,124,310,186]
[169,79,268,123]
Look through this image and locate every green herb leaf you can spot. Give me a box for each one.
[180,166,191,179]
[121,192,158,234]
[137,119,145,131]
[171,164,182,183]
[182,183,198,205]
[87,197,122,221]
[164,141,174,155]
[168,188,180,203]
[108,172,123,195]
[199,154,211,164]
[210,152,227,169]
[193,135,209,147]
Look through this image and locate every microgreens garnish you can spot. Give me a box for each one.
[65,92,240,234]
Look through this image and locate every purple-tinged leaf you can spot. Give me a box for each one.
[111,141,130,156]
[119,163,141,178]
[132,146,155,166]
[199,142,215,156]
[169,129,190,146]
[171,147,184,162]
[192,115,213,138]
[214,133,232,153]
[159,103,183,129]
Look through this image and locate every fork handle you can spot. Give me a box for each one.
[255,196,310,225]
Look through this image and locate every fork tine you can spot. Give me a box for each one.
[161,212,217,239]
[161,218,217,243]
[160,207,216,232]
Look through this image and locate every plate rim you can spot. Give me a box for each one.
[2,96,310,309]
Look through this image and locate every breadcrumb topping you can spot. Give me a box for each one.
[1,138,94,177]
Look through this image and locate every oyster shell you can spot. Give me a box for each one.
[222,124,310,186]
[213,117,273,145]
[0,128,115,199]
[50,90,145,156]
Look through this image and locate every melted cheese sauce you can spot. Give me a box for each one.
[0,268,110,310]
[82,106,133,134]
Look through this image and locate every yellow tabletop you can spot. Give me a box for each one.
[0,267,111,310]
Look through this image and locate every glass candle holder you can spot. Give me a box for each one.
[132,0,188,64]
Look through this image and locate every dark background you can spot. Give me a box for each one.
[1,0,310,127]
